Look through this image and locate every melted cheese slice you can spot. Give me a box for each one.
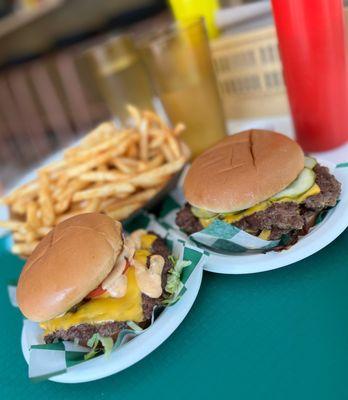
[133,233,156,265]
[200,183,321,226]
[141,234,157,250]
[40,267,143,335]
[258,229,272,240]
[134,249,151,265]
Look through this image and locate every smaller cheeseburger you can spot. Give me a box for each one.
[176,130,341,247]
[17,213,176,351]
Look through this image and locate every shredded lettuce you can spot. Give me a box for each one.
[165,259,191,294]
[163,258,191,305]
[168,255,177,266]
[84,333,114,360]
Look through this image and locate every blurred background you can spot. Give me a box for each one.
[0,0,347,190]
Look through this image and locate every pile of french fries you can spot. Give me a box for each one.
[0,106,189,257]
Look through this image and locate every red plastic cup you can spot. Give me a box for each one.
[271,0,348,151]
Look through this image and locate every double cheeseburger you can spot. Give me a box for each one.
[176,130,341,247]
[17,213,176,352]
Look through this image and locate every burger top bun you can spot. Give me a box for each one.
[17,213,123,322]
[184,130,304,213]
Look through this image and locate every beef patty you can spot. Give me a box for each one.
[175,203,204,235]
[304,164,341,210]
[175,163,341,241]
[44,234,173,346]
[44,322,128,347]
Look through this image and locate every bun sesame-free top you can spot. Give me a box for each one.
[184,130,304,213]
[17,213,123,322]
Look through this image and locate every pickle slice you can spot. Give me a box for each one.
[271,168,316,200]
[191,206,218,219]
[304,156,317,169]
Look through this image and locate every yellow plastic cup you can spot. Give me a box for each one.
[168,0,220,39]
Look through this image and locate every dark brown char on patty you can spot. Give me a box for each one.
[175,163,341,241]
[234,202,303,237]
[44,322,128,347]
[44,234,173,346]
[175,203,205,235]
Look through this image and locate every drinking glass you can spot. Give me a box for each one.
[86,35,155,122]
[141,18,226,157]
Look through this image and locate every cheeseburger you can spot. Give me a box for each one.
[176,130,341,247]
[17,213,177,353]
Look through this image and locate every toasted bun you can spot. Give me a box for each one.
[184,130,304,213]
[17,213,123,322]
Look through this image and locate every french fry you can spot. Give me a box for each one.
[143,110,166,129]
[174,122,186,136]
[0,220,27,233]
[13,232,28,242]
[2,180,38,204]
[72,182,135,202]
[39,159,67,174]
[110,157,145,173]
[148,148,162,159]
[135,176,168,189]
[97,164,108,172]
[38,172,55,226]
[107,202,142,220]
[113,159,135,174]
[118,157,146,169]
[55,180,89,213]
[139,119,149,161]
[37,226,52,236]
[160,142,176,162]
[146,127,163,137]
[78,122,117,148]
[105,187,161,212]
[149,135,165,149]
[127,104,141,127]
[13,230,37,243]
[145,154,165,170]
[53,174,70,197]
[12,242,39,256]
[128,157,185,186]
[125,142,138,158]
[11,199,29,215]
[85,198,101,213]
[79,171,129,182]
[167,134,181,159]
[26,201,40,229]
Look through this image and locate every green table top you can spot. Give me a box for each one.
[1,229,348,399]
